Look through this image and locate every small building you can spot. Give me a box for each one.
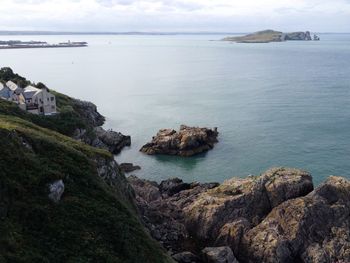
[23,85,56,115]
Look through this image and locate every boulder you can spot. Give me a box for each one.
[159,178,191,196]
[183,168,313,242]
[120,163,141,173]
[241,176,350,263]
[202,247,239,263]
[173,251,200,263]
[140,125,218,157]
[48,180,65,203]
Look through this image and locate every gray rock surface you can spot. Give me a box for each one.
[173,251,200,263]
[241,176,350,263]
[74,127,131,154]
[140,125,219,157]
[48,180,65,203]
[202,247,239,263]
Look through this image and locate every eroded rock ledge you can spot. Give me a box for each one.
[128,168,350,263]
[140,125,219,157]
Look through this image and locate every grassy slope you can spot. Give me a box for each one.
[223,30,283,43]
[0,102,173,262]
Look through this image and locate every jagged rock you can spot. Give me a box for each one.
[74,127,131,154]
[241,176,350,263]
[48,180,65,203]
[71,99,105,127]
[214,218,251,255]
[120,163,141,173]
[202,247,239,263]
[173,251,200,263]
[95,157,134,202]
[140,125,219,157]
[159,178,191,197]
[128,175,161,202]
[183,168,313,242]
[283,31,312,41]
[92,127,131,154]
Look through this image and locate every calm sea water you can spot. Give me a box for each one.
[1,34,350,185]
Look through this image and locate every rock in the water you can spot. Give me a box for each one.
[173,251,200,263]
[93,127,131,154]
[120,163,141,173]
[202,247,239,263]
[74,127,131,154]
[140,125,218,157]
[241,176,350,263]
[48,180,65,203]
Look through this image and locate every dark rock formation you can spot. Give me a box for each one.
[283,31,312,41]
[173,251,200,263]
[120,163,141,173]
[71,99,105,127]
[140,125,219,157]
[74,127,131,154]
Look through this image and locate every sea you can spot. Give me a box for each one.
[1,33,350,185]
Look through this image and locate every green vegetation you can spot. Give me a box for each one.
[0,68,173,262]
[0,114,172,263]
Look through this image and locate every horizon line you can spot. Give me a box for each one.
[0,30,349,36]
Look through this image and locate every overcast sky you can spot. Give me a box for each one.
[0,0,349,32]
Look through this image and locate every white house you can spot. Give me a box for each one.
[23,85,57,115]
[0,81,26,110]
[0,81,57,115]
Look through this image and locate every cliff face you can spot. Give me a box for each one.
[129,168,350,263]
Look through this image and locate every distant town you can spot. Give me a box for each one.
[0,40,88,49]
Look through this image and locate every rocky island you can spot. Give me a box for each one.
[223,30,320,43]
[140,125,219,157]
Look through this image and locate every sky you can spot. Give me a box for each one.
[0,0,349,32]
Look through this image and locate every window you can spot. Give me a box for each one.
[51,97,54,101]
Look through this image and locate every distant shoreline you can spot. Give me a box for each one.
[0,44,87,49]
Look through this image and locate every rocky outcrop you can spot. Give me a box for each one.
[95,157,135,203]
[71,99,105,127]
[140,125,219,157]
[283,31,312,41]
[48,180,65,203]
[127,168,350,263]
[241,176,350,263]
[120,163,141,173]
[184,168,313,243]
[74,127,131,154]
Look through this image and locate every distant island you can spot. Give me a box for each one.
[0,40,88,49]
[223,29,320,43]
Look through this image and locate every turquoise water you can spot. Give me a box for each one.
[1,34,350,185]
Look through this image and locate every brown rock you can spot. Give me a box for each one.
[183,168,313,242]
[140,125,218,157]
[241,176,350,263]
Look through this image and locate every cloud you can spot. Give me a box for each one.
[0,0,349,32]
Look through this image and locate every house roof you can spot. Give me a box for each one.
[23,85,41,99]
[0,85,12,99]
[6,81,20,91]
